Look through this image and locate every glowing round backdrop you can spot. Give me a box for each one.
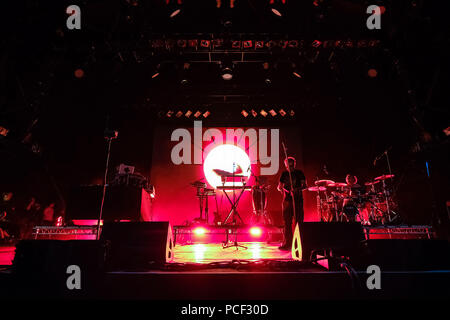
[203,144,251,189]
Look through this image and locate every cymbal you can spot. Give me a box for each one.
[307,186,327,192]
[365,181,380,186]
[329,182,347,188]
[314,179,335,187]
[375,174,395,181]
[191,181,206,187]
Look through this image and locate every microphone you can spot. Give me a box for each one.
[373,146,392,166]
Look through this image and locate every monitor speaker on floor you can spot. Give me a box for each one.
[100,221,174,270]
[292,222,365,262]
[356,239,450,271]
[12,240,106,295]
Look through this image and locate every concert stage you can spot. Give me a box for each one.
[0,223,449,301]
[1,0,450,310]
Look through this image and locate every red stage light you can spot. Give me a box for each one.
[312,40,322,48]
[193,227,207,235]
[74,68,84,78]
[243,40,253,48]
[249,227,262,237]
[368,68,378,78]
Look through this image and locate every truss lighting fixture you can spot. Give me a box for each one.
[168,0,183,18]
[270,0,286,17]
[176,111,183,118]
[260,109,268,117]
[221,67,233,80]
[269,109,277,117]
[279,109,286,116]
[166,110,174,117]
[241,110,249,117]
[203,111,210,118]
[292,63,302,78]
[151,64,161,79]
[185,110,192,118]
[194,111,202,118]
[289,110,295,116]
[180,62,190,85]
[251,109,258,117]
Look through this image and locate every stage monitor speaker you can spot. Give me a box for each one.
[292,222,365,262]
[12,240,106,295]
[356,239,450,271]
[100,222,173,270]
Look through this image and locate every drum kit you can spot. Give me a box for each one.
[308,174,398,225]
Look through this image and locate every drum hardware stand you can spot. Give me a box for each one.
[96,128,118,240]
[374,147,400,223]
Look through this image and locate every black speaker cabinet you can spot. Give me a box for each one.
[356,239,450,271]
[292,222,365,261]
[100,222,174,270]
[66,185,152,222]
[12,240,106,295]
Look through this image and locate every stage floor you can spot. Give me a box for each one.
[172,242,291,264]
[0,242,292,266]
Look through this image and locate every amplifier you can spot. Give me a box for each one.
[363,226,433,240]
[32,226,97,240]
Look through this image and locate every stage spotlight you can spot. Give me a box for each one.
[180,62,190,85]
[74,68,84,78]
[221,55,234,80]
[368,68,378,78]
[170,9,181,18]
[241,110,249,117]
[193,227,207,235]
[166,110,174,117]
[203,111,210,118]
[270,0,286,17]
[0,126,9,137]
[279,109,286,116]
[249,227,262,237]
[292,63,302,78]
[260,109,268,117]
[251,109,258,117]
[185,110,192,118]
[231,41,241,49]
[194,111,202,118]
[168,0,183,18]
[271,7,282,17]
[263,62,272,84]
[221,67,233,80]
[176,111,183,118]
[289,110,295,116]
[151,64,161,79]
[269,109,277,116]
[243,40,253,49]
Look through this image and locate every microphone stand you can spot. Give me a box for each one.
[96,130,118,240]
[374,146,393,175]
